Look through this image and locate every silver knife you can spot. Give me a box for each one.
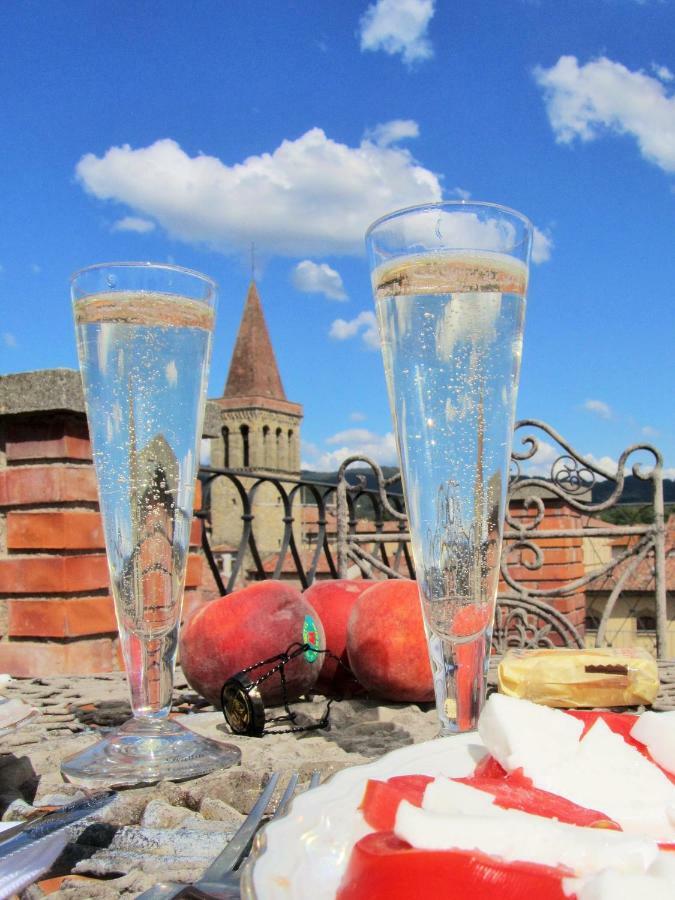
[0,791,115,862]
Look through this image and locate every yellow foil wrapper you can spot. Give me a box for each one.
[498,647,659,708]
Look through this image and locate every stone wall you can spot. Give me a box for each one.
[0,369,211,677]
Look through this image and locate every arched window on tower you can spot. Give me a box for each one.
[287,429,294,470]
[275,427,283,468]
[241,424,250,467]
[222,426,230,468]
[262,425,270,467]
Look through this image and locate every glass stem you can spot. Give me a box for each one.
[122,626,178,719]
[428,627,491,735]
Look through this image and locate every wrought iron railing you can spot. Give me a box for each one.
[198,420,670,656]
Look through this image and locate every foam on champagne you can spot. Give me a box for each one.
[373,251,528,299]
[74,290,214,330]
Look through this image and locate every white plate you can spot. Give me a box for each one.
[242,734,487,900]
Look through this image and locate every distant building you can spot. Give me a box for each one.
[584,514,675,657]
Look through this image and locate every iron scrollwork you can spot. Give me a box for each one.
[198,419,668,657]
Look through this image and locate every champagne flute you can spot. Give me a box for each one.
[62,262,240,786]
[366,202,532,734]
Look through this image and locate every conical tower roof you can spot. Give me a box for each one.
[223,281,286,401]
[217,281,302,420]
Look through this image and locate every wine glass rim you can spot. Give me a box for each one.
[69,260,217,292]
[365,199,533,243]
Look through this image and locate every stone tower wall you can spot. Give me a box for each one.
[209,405,303,556]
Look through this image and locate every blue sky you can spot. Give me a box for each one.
[1,0,674,477]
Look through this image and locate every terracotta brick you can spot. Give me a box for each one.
[0,465,98,507]
[507,506,580,521]
[522,537,582,549]
[1,551,205,597]
[7,599,67,637]
[114,637,125,670]
[6,416,91,462]
[190,517,202,547]
[505,546,584,566]
[505,562,585,582]
[185,554,202,587]
[181,590,206,624]
[508,515,578,532]
[7,596,117,638]
[0,557,66,594]
[554,598,586,616]
[0,555,110,594]
[0,637,114,676]
[64,555,111,592]
[7,511,104,550]
[194,480,202,511]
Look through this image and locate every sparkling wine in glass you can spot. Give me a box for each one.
[62,262,240,786]
[366,202,532,735]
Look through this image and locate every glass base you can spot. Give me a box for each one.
[428,628,491,737]
[61,716,241,788]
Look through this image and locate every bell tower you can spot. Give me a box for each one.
[216,281,302,473]
[208,282,303,558]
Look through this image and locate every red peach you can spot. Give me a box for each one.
[179,580,325,707]
[346,579,434,703]
[303,579,372,697]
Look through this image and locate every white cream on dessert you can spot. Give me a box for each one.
[394,801,658,877]
[564,853,675,899]
[631,710,675,776]
[477,691,584,772]
[477,694,675,841]
[422,777,502,817]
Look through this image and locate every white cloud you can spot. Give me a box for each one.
[359,0,435,65]
[2,331,18,348]
[526,443,672,482]
[292,260,347,300]
[652,64,673,83]
[641,425,660,438]
[663,467,675,480]
[350,411,367,422]
[521,439,559,477]
[329,311,380,349]
[112,215,156,233]
[303,428,398,470]
[532,226,553,263]
[449,186,471,200]
[364,118,419,147]
[534,55,675,173]
[584,453,619,478]
[76,129,441,258]
[583,399,613,420]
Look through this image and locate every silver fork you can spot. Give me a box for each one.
[137,771,319,900]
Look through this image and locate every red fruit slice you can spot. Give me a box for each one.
[359,776,432,832]
[456,774,620,829]
[337,831,571,900]
[473,753,507,778]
